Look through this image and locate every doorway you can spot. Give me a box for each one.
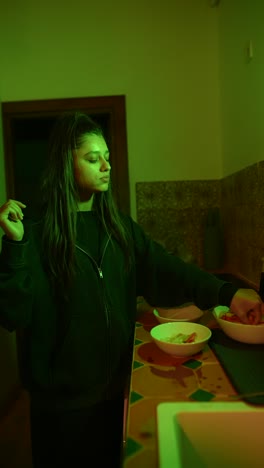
[1,95,130,389]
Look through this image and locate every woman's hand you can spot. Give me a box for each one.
[0,199,26,241]
[230,289,264,324]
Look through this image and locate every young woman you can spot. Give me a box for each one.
[0,112,263,467]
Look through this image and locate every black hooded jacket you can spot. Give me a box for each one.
[0,211,238,411]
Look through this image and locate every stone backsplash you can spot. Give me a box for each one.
[136,161,264,288]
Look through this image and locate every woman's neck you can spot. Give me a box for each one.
[77,194,94,212]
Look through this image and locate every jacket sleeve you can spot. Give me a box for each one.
[0,236,33,331]
[129,218,238,310]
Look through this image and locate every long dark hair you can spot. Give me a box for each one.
[40,111,133,300]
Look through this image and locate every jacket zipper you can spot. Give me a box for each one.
[76,235,110,279]
[75,235,112,397]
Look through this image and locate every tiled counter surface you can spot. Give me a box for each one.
[123,308,239,468]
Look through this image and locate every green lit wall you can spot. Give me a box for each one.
[218,0,264,175]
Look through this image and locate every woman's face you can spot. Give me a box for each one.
[73,133,111,200]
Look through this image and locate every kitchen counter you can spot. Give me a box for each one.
[122,307,241,468]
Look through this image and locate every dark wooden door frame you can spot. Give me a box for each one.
[1,95,130,214]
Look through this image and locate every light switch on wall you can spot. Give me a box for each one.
[210,0,220,6]
[246,40,254,61]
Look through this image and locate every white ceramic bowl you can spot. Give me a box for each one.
[150,322,212,356]
[213,306,264,344]
[153,304,203,324]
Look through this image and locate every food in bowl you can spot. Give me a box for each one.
[150,322,211,356]
[213,306,264,344]
[164,332,197,344]
[221,311,264,325]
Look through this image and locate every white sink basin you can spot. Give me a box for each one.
[157,402,264,468]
